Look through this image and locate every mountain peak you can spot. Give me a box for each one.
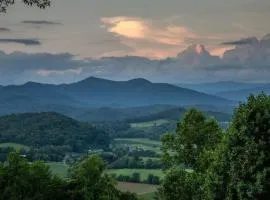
[128,78,152,84]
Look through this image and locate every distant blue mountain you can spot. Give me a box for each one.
[0,77,232,117]
[176,81,267,95]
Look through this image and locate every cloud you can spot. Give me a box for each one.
[221,37,259,46]
[21,20,63,25]
[37,68,83,77]
[0,39,41,46]
[101,16,197,46]
[0,27,11,32]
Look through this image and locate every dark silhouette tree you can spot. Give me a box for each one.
[0,0,50,13]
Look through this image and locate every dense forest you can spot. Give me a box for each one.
[0,153,137,200]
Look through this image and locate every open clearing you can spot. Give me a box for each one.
[117,182,157,195]
[114,138,161,147]
[130,119,169,129]
[139,192,155,200]
[0,143,30,150]
[47,162,69,178]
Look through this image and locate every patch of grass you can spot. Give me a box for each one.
[0,143,30,151]
[114,138,161,146]
[107,169,164,181]
[46,162,69,178]
[116,182,158,195]
[131,120,169,129]
[139,192,155,200]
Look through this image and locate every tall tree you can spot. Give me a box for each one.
[206,94,270,200]
[160,108,222,200]
[162,108,222,170]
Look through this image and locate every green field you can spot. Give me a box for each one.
[139,192,155,200]
[0,143,30,150]
[131,119,169,129]
[114,138,161,147]
[107,169,164,181]
[46,162,69,178]
[117,182,157,195]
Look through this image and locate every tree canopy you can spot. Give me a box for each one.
[0,0,50,13]
[159,94,270,200]
[0,153,138,200]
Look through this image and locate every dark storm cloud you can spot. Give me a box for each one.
[221,37,259,46]
[0,27,11,32]
[0,39,41,45]
[0,51,83,71]
[21,20,63,25]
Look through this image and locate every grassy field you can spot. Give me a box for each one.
[117,182,157,195]
[139,192,155,200]
[46,162,69,178]
[114,138,161,147]
[130,119,169,129]
[0,143,30,150]
[107,169,164,181]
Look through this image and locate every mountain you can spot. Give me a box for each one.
[0,77,232,117]
[217,84,270,101]
[176,81,267,95]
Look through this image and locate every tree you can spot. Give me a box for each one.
[158,167,203,200]
[160,108,222,200]
[162,108,222,170]
[0,0,50,13]
[206,94,270,200]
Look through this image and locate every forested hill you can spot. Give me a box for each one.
[126,107,232,123]
[0,112,110,152]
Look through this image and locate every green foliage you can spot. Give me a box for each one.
[0,152,138,200]
[0,0,50,13]
[162,108,222,170]
[158,167,203,200]
[0,112,110,153]
[205,94,270,200]
[160,108,222,200]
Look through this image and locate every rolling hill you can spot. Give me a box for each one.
[0,77,232,117]
[0,112,110,152]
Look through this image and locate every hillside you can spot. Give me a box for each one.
[126,107,232,123]
[0,112,110,152]
[0,77,232,117]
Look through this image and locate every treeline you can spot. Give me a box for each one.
[0,153,137,200]
[126,107,231,123]
[111,173,161,185]
[0,112,110,153]
[95,121,176,140]
[158,94,270,200]
[109,156,162,169]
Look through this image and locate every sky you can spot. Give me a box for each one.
[0,0,270,84]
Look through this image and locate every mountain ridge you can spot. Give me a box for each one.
[0,76,233,117]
